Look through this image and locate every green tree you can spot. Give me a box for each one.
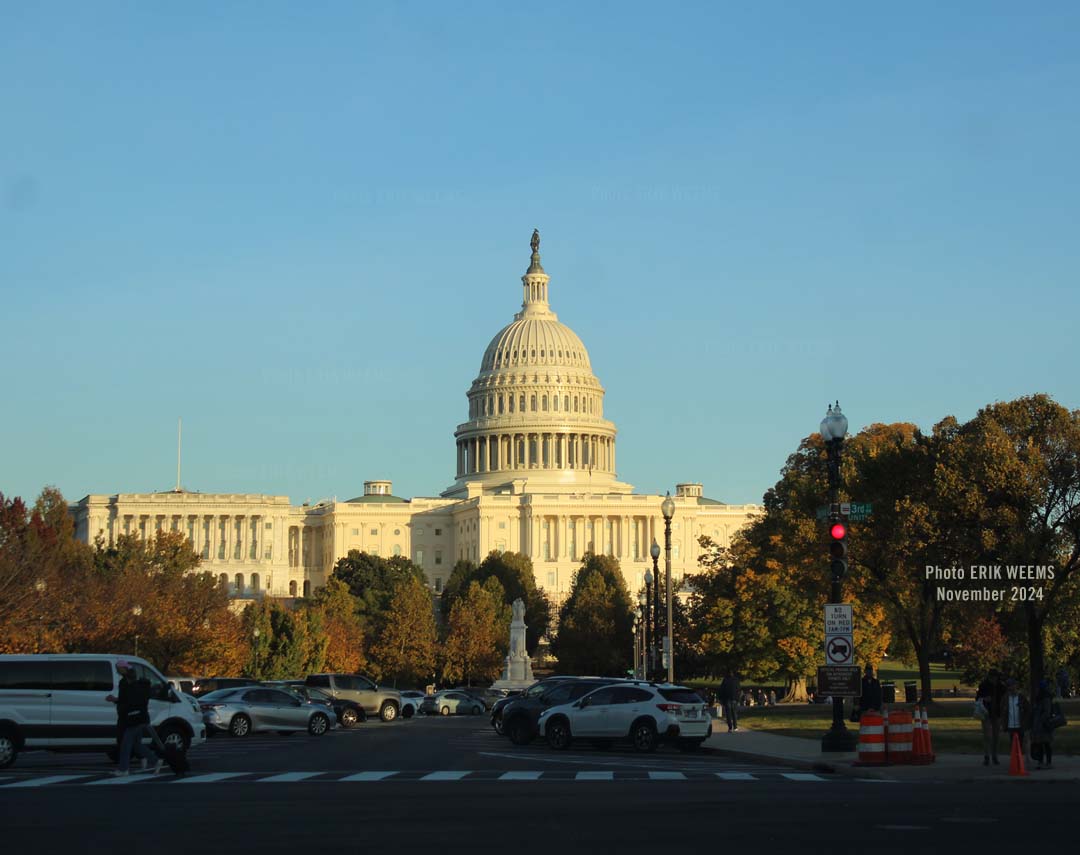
[332,550,427,619]
[307,577,366,672]
[441,580,508,685]
[369,574,438,685]
[552,553,634,675]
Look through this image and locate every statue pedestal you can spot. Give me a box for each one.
[492,597,535,690]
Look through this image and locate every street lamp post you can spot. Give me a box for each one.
[253,628,261,678]
[34,579,47,652]
[820,401,857,752]
[132,605,142,658]
[650,540,661,680]
[661,491,676,683]
[638,592,648,680]
[643,568,653,680]
[632,616,640,679]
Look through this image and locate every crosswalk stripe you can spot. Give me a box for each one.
[648,771,687,780]
[781,773,826,782]
[575,771,614,781]
[3,775,90,788]
[499,771,543,781]
[420,771,471,781]
[257,772,323,783]
[339,771,398,782]
[86,772,163,786]
[715,772,756,781]
[172,773,246,784]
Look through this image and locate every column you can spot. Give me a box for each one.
[560,515,568,559]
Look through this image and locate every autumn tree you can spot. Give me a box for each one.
[551,553,634,676]
[332,550,427,621]
[368,574,438,686]
[441,579,509,685]
[307,577,366,673]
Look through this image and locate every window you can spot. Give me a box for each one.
[530,395,537,412]
[251,573,260,591]
[570,682,609,701]
[542,395,548,411]
[265,522,272,529]
[131,663,170,701]
[235,573,244,594]
[306,675,331,689]
[498,521,507,529]
[673,543,681,560]
[415,549,424,565]
[370,528,378,536]
[392,545,401,556]
[219,573,228,589]
[51,660,113,692]
[434,578,443,593]
[303,581,311,597]
[435,528,442,536]
[547,571,556,587]
[519,395,526,412]
[554,396,559,411]
[614,687,654,704]
[541,683,578,706]
[0,660,52,689]
[564,396,570,411]
[582,687,617,706]
[435,550,443,565]
[289,581,297,596]
[351,528,359,536]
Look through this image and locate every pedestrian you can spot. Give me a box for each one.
[1056,666,1071,700]
[1031,679,1055,769]
[718,672,740,733]
[768,689,777,706]
[106,660,162,777]
[976,668,1006,766]
[857,664,882,719]
[1000,677,1031,762]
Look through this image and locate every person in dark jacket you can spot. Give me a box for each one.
[718,673,740,732]
[106,660,161,776]
[858,665,883,717]
[1031,679,1056,769]
[977,669,1006,765]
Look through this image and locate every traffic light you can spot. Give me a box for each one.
[829,520,848,580]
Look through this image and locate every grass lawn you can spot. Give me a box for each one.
[877,662,970,692]
[738,700,1080,755]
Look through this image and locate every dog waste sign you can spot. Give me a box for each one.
[824,603,854,666]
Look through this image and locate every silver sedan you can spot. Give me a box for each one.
[200,687,334,737]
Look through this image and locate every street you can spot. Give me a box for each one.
[3,715,1078,851]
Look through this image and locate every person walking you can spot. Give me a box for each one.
[1031,679,1055,769]
[106,660,162,777]
[1000,677,1032,763]
[977,669,1006,765]
[718,672,741,733]
[857,664,883,718]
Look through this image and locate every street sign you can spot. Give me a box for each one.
[826,634,854,665]
[817,665,861,697]
[825,604,853,635]
[817,502,873,522]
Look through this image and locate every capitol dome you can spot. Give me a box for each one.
[444,231,630,497]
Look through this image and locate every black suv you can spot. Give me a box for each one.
[490,678,570,735]
[501,678,621,745]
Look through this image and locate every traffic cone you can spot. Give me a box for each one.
[1008,732,1028,777]
[921,706,935,761]
[910,705,931,764]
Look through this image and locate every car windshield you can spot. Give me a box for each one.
[525,681,559,698]
[306,688,332,702]
[199,688,244,702]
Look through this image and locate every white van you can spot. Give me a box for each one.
[0,654,206,769]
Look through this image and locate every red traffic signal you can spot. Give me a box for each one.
[830,522,846,540]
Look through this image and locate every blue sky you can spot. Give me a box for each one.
[2,2,1078,506]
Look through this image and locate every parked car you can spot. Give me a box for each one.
[167,676,197,696]
[304,673,401,722]
[501,678,621,745]
[398,690,426,718]
[191,677,261,697]
[269,681,366,728]
[538,683,711,753]
[199,686,334,737]
[491,678,574,735]
[420,690,485,716]
[0,654,206,769]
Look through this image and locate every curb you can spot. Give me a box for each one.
[701,745,858,778]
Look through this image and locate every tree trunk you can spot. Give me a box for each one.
[781,675,808,703]
[916,645,932,706]
[1026,601,1045,703]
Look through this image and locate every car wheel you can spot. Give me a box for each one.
[402,704,414,719]
[229,714,251,737]
[493,713,504,735]
[308,713,330,736]
[0,731,17,769]
[379,702,399,722]
[157,724,190,753]
[440,705,451,717]
[631,720,658,753]
[546,718,572,750]
[471,705,483,716]
[340,707,360,728]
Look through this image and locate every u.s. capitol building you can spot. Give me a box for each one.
[72,234,760,604]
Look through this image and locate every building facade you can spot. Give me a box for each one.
[72,233,760,606]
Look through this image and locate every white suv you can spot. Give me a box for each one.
[538,683,711,753]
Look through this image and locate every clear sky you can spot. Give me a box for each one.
[2,2,1078,507]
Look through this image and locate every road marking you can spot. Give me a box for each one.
[420,771,472,781]
[172,773,246,784]
[648,771,687,780]
[339,771,399,782]
[257,772,323,783]
[575,771,614,781]
[499,771,544,781]
[781,773,827,782]
[716,772,756,781]
[86,772,164,786]
[3,775,91,788]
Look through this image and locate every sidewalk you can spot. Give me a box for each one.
[703,726,1080,782]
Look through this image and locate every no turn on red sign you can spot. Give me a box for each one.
[824,604,854,666]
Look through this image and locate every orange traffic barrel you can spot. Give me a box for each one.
[854,712,887,765]
[886,710,913,764]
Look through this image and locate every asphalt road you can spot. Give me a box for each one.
[4,715,1077,852]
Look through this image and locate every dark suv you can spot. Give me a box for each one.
[491,678,570,735]
[501,678,621,745]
